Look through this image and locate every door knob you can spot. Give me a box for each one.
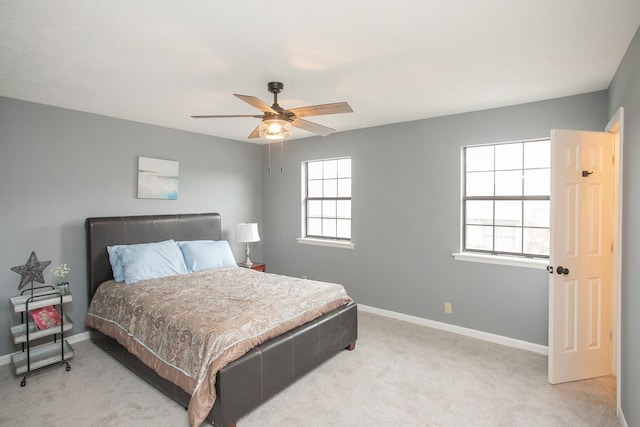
[557,266,570,275]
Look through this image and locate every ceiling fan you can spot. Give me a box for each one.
[191,81,353,140]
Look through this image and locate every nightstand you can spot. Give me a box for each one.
[238,262,265,272]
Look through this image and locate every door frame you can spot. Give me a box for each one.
[605,107,624,417]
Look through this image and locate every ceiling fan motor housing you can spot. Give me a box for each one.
[267,81,284,94]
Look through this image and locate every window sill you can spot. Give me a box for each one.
[452,252,548,270]
[297,238,355,249]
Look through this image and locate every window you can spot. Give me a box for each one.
[302,157,352,241]
[462,139,550,258]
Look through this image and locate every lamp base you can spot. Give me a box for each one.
[241,243,253,267]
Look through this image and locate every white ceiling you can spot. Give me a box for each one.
[1,1,639,143]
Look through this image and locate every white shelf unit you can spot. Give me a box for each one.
[11,314,73,344]
[10,289,73,313]
[11,341,74,375]
[9,287,73,385]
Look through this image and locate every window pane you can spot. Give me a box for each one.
[466,146,494,172]
[322,200,336,218]
[308,200,321,217]
[495,170,522,196]
[337,219,351,239]
[524,169,549,195]
[466,200,493,225]
[466,171,494,196]
[323,179,338,197]
[338,178,351,197]
[495,226,522,253]
[308,162,323,180]
[495,201,522,226]
[337,158,351,178]
[337,200,351,219]
[308,218,321,236]
[465,225,493,250]
[308,180,322,197]
[524,227,550,255]
[462,140,549,258]
[304,157,352,241]
[323,160,338,179]
[524,200,550,227]
[495,143,522,171]
[322,218,337,237]
[524,140,550,169]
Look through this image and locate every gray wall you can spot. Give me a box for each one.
[2,82,629,418]
[0,97,264,357]
[263,91,608,346]
[609,26,640,427]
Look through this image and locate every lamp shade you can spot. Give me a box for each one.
[236,223,260,243]
[259,119,292,140]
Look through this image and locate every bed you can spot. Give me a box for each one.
[85,213,357,427]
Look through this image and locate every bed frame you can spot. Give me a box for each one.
[85,213,357,427]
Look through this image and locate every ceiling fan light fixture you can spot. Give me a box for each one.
[259,118,292,140]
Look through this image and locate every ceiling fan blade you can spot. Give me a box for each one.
[191,114,263,119]
[288,102,353,118]
[247,125,261,139]
[234,94,278,114]
[291,118,335,136]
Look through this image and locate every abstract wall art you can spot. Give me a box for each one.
[137,156,179,200]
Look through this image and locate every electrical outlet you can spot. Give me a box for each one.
[444,303,452,314]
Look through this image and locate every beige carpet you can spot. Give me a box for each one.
[0,311,617,427]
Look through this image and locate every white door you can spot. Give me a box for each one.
[548,129,613,384]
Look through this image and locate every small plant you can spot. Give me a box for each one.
[51,263,70,284]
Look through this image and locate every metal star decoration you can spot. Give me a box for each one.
[10,251,51,290]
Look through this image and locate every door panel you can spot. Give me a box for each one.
[563,183,578,256]
[549,129,613,384]
[562,279,577,351]
[586,278,601,348]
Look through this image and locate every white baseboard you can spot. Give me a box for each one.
[358,304,548,355]
[618,407,628,427]
[66,331,91,344]
[0,330,91,366]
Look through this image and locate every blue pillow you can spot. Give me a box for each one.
[107,245,126,282]
[118,240,189,284]
[178,240,237,272]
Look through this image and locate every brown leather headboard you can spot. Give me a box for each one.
[85,213,222,304]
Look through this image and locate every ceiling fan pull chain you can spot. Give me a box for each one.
[268,140,272,174]
[280,138,284,173]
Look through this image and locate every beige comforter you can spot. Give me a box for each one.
[85,267,352,426]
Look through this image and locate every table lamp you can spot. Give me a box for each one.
[236,223,260,267]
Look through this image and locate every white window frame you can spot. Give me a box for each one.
[297,157,355,249]
[453,138,550,270]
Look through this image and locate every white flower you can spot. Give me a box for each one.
[51,263,71,281]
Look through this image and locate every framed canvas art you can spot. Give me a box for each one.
[137,156,179,200]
